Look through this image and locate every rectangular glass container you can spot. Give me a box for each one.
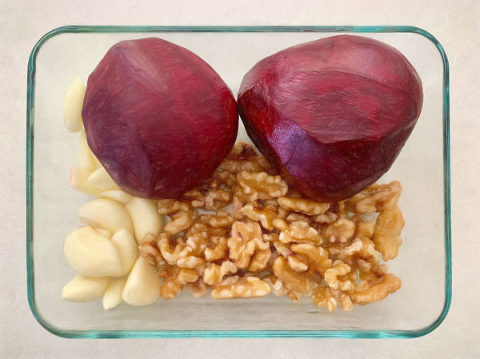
[26,26,451,338]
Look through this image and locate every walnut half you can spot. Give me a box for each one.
[211,277,271,299]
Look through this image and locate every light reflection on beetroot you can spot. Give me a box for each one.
[238,35,423,202]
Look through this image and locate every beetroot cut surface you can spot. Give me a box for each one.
[238,35,423,202]
[82,38,238,199]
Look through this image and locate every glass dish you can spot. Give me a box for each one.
[26,26,451,338]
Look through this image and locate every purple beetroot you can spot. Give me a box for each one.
[238,35,423,202]
[82,38,238,199]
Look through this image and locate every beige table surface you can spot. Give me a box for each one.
[1,0,479,358]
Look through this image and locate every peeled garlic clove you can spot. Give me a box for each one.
[110,229,137,276]
[103,277,126,310]
[88,167,119,191]
[125,197,163,243]
[79,198,133,233]
[64,78,85,132]
[79,130,102,170]
[78,131,96,170]
[70,167,101,197]
[61,275,109,302]
[64,226,123,277]
[100,190,132,204]
[122,257,161,306]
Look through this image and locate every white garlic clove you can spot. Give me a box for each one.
[64,78,85,132]
[70,167,101,197]
[125,197,163,243]
[64,226,123,277]
[61,275,109,302]
[122,257,161,306]
[100,190,132,204]
[110,229,138,276]
[102,277,126,310]
[79,198,133,233]
[88,167,119,191]
[78,130,102,170]
[78,131,94,170]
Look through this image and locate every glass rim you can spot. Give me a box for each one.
[26,25,451,339]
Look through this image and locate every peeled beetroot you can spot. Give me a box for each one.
[238,35,423,202]
[82,38,238,199]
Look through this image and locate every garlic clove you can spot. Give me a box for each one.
[70,167,101,197]
[88,167,119,191]
[78,131,96,171]
[100,190,132,204]
[64,226,123,277]
[110,229,138,276]
[79,198,133,233]
[125,197,163,243]
[61,275,109,302]
[64,78,85,132]
[102,277,126,310]
[122,257,161,306]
